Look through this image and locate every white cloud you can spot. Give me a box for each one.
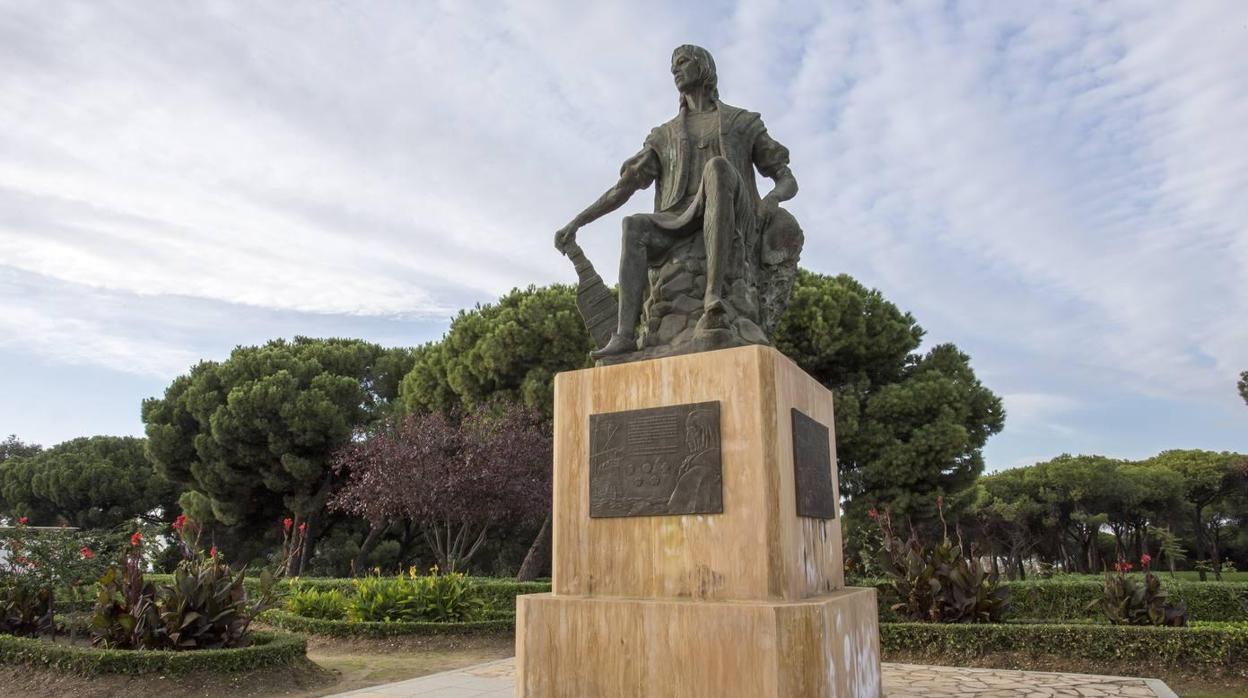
[0,0,1245,453]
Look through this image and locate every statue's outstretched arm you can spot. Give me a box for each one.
[554,175,644,255]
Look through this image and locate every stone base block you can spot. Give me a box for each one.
[515,587,882,698]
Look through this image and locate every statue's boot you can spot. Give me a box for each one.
[591,333,637,360]
[694,298,729,332]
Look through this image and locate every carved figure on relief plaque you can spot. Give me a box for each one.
[589,402,722,518]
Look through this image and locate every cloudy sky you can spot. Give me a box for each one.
[2,1,1245,470]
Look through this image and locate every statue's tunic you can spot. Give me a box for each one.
[618,102,792,218]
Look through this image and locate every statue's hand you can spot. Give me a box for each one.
[554,223,579,255]
[757,195,780,227]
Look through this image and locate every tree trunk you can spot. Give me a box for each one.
[285,513,304,577]
[1015,556,1026,581]
[1211,521,1223,582]
[517,514,553,581]
[1194,505,1207,582]
[352,520,391,576]
[297,512,316,575]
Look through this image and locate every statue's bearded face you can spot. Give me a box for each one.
[671,52,702,92]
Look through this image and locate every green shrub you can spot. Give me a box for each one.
[90,525,281,650]
[0,579,54,638]
[0,524,119,601]
[880,621,1248,669]
[285,586,348,620]
[861,577,1248,623]
[474,580,550,613]
[347,571,484,623]
[147,573,554,616]
[262,609,512,637]
[1100,565,1186,626]
[347,575,417,622]
[874,507,1009,623]
[0,630,305,675]
[405,571,484,622]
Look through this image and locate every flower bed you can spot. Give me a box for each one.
[880,621,1248,671]
[0,630,306,675]
[260,609,514,637]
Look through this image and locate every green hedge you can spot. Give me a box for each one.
[260,609,514,637]
[861,577,1248,623]
[147,575,551,615]
[881,621,1248,668]
[0,631,306,675]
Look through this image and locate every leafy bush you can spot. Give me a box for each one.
[286,585,348,620]
[347,569,484,623]
[880,621,1248,670]
[1100,557,1187,626]
[262,609,512,637]
[864,577,1248,623]
[0,579,54,638]
[347,575,416,622]
[0,521,118,603]
[0,630,305,675]
[874,505,1009,623]
[89,517,282,650]
[406,569,484,621]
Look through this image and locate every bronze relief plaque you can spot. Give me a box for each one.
[589,401,722,518]
[792,408,837,519]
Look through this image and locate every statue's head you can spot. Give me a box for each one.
[671,44,718,104]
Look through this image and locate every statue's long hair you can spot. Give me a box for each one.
[673,44,719,108]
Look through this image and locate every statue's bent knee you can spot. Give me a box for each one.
[703,156,733,180]
[621,214,648,246]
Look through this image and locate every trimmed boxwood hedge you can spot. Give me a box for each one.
[880,621,1248,669]
[147,574,552,616]
[260,609,514,637]
[0,631,306,675]
[861,577,1248,623]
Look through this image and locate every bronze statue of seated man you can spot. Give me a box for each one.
[555,44,801,362]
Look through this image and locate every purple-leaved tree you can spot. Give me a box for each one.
[330,403,551,573]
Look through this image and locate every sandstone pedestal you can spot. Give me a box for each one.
[516,345,881,697]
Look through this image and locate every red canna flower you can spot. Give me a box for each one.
[1141,554,1152,568]
[173,514,188,531]
[298,522,307,534]
[867,508,879,520]
[130,531,143,547]
[283,517,293,533]
[209,546,217,558]
[17,516,28,525]
[80,546,95,559]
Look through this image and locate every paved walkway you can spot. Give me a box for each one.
[329,658,1178,698]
